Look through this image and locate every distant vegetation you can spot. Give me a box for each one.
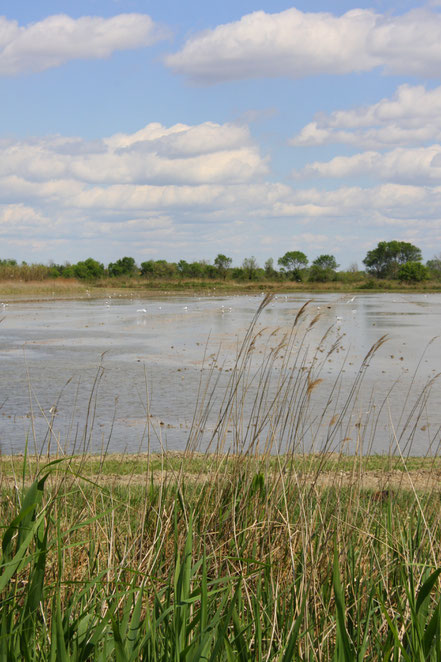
[0,241,440,287]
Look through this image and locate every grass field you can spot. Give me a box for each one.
[2,448,441,660]
[1,294,441,659]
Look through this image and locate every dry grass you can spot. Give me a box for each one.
[0,278,88,299]
[1,277,441,302]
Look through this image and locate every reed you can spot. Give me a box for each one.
[1,295,441,659]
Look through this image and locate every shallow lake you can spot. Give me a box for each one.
[1,292,440,456]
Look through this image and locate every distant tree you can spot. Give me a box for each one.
[277,251,308,281]
[264,257,278,280]
[242,256,259,280]
[108,256,138,277]
[363,241,422,278]
[140,260,156,277]
[187,261,205,278]
[398,262,429,282]
[178,260,205,278]
[426,253,441,280]
[70,258,105,280]
[177,260,190,277]
[140,259,177,279]
[231,267,244,280]
[204,264,218,279]
[314,255,338,270]
[309,254,339,282]
[214,254,232,280]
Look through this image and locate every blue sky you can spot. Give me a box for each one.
[2,1,441,268]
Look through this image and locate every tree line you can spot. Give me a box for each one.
[1,242,440,283]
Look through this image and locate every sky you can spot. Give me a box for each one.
[2,1,441,269]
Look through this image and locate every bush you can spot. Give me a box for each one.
[398,261,429,283]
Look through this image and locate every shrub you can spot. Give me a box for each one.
[398,261,429,282]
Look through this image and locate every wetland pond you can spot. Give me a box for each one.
[1,292,440,456]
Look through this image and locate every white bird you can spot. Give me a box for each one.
[137,308,147,313]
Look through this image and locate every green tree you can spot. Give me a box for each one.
[264,257,278,280]
[363,241,422,278]
[108,256,138,277]
[214,254,232,280]
[398,261,429,282]
[242,256,259,280]
[313,255,338,270]
[426,253,441,280]
[309,254,339,282]
[203,264,218,279]
[177,260,190,277]
[140,260,177,279]
[277,251,308,281]
[140,260,156,277]
[177,260,205,278]
[70,258,105,280]
[231,267,244,280]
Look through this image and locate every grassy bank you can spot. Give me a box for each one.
[2,448,441,659]
[2,450,441,486]
[2,276,441,301]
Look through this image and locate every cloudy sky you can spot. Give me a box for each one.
[2,0,441,268]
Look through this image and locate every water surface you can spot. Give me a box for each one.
[1,292,440,455]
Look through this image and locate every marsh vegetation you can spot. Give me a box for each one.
[1,295,441,659]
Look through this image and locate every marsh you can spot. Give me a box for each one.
[1,292,440,455]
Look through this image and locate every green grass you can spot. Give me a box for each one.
[2,456,441,659]
[2,451,441,479]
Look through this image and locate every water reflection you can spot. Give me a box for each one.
[0,292,440,455]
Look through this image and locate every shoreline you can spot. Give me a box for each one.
[2,451,441,492]
[1,278,441,303]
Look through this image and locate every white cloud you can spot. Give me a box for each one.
[0,122,267,186]
[291,84,441,148]
[296,145,441,184]
[166,8,379,83]
[0,13,165,76]
[290,232,339,253]
[0,203,49,229]
[3,123,441,263]
[107,122,250,157]
[166,8,441,84]
[370,9,441,77]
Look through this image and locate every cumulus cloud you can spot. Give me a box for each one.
[0,122,274,259]
[4,121,441,262]
[291,84,441,148]
[296,145,441,184]
[106,122,251,157]
[0,203,49,230]
[0,13,165,76]
[166,7,441,84]
[0,122,268,186]
[165,8,379,83]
